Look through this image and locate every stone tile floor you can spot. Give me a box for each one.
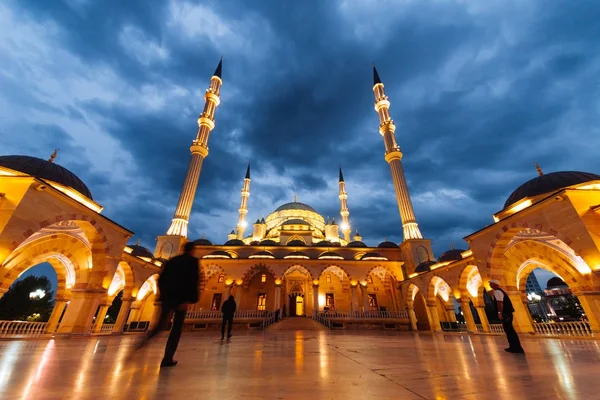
[0,325,598,399]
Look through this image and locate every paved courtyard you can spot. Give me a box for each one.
[0,320,598,399]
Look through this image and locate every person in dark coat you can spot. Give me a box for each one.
[221,295,236,340]
[138,241,199,367]
[489,279,525,354]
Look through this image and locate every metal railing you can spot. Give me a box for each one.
[534,321,592,337]
[312,311,332,329]
[317,310,409,319]
[261,313,278,329]
[186,310,273,320]
[0,320,48,338]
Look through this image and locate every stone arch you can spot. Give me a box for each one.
[364,265,398,282]
[417,245,431,263]
[282,265,312,280]
[319,265,350,281]
[428,276,453,304]
[136,274,159,301]
[0,233,91,298]
[459,264,485,305]
[201,264,226,292]
[107,264,126,300]
[242,263,276,288]
[286,235,306,245]
[406,283,431,330]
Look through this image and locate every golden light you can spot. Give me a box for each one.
[509,199,532,214]
[461,249,472,258]
[124,246,133,254]
[312,279,319,286]
[236,279,243,285]
[225,278,234,286]
[275,278,282,285]
[408,273,418,278]
[350,279,358,287]
[359,280,367,287]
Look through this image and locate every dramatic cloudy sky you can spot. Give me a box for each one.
[2,0,600,272]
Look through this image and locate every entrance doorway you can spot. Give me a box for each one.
[288,293,304,317]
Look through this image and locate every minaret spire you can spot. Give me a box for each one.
[48,149,59,163]
[165,58,224,238]
[338,167,351,242]
[236,164,251,239]
[372,64,423,240]
[534,162,543,176]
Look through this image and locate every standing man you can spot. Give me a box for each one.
[489,279,525,354]
[138,241,199,367]
[221,295,236,340]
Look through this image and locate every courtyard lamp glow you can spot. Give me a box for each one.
[29,289,46,300]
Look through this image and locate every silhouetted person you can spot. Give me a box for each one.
[221,295,236,340]
[489,279,525,354]
[138,242,199,367]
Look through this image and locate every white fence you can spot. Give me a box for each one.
[186,310,273,320]
[534,321,592,337]
[317,310,409,319]
[475,323,504,334]
[312,312,332,329]
[0,321,48,338]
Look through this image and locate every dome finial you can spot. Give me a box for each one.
[293,193,297,202]
[136,238,141,246]
[534,162,543,176]
[450,243,454,250]
[48,149,59,163]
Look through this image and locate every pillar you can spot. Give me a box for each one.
[427,303,442,332]
[93,304,110,333]
[46,298,68,333]
[351,286,359,311]
[360,285,369,312]
[56,289,103,334]
[148,301,162,331]
[460,299,477,333]
[445,305,457,322]
[572,292,600,332]
[475,305,490,333]
[313,284,319,314]
[234,284,243,308]
[112,297,133,334]
[407,306,418,331]
[507,292,534,333]
[274,285,281,311]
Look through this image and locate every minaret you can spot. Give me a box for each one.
[338,167,351,242]
[155,59,223,258]
[236,164,251,239]
[372,64,423,241]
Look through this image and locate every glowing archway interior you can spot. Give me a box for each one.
[466,270,482,298]
[433,278,451,302]
[108,265,125,296]
[137,275,158,300]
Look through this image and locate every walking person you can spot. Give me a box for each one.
[136,242,200,367]
[221,295,236,340]
[489,279,525,354]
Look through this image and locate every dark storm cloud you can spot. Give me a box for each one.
[2,0,600,253]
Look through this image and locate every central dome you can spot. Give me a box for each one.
[504,171,600,209]
[274,202,317,213]
[0,155,93,199]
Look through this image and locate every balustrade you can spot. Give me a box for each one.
[534,321,592,337]
[317,310,409,319]
[0,321,48,338]
[186,310,273,320]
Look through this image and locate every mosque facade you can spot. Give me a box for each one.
[1,60,600,336]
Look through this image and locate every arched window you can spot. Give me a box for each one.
[367,275,373,284]
[417,246,430,263]
[261,274,267,283]
[218,274,225,283]
[326,274,331,283]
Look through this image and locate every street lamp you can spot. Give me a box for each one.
[29,289,46,300]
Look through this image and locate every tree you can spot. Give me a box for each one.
[0,276,54,322]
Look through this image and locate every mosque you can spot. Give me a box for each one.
[1,60,600,337]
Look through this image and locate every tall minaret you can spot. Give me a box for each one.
[236,164,251,239]
[154,59,223,258]
[372,64,423,241]
[338,167,351,242]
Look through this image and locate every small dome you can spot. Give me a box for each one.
[546,277,568,289]
[203,250,232,259]
[250,240,260,245]
[377,241,399,248]
[437,249,465,263]
[274,202,317,213]
[415,260,436,273]
[193,238,213,246]
[224,239,245,246]
[504,171,600,208]
[249,250,275,259]
[286,239,307,247]
[318,251,344,260]
[128,245,153,259]
[284,251,310,260]
[347,241,367,248]
[259,239,279,246]
[282,218,311,226]
[0,155,93,199]
[361,252,388,261]
[314,240,333,247]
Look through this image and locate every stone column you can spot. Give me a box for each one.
[407,306,418,331]
[475,305,490,333]
[92,304,110,333]
[460,299,477,333]
[445,305,457,322]
[274,285,281,311]
[46,298,68,333]
[426,303,442,332]
[313,284,319,314]
[350,286,359,311]
[112,297,133,334]
[56,289,104,334]
[507,292,534,333]
[573,292,600,332]
[360,285,369,311]
[148,301,163,331]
